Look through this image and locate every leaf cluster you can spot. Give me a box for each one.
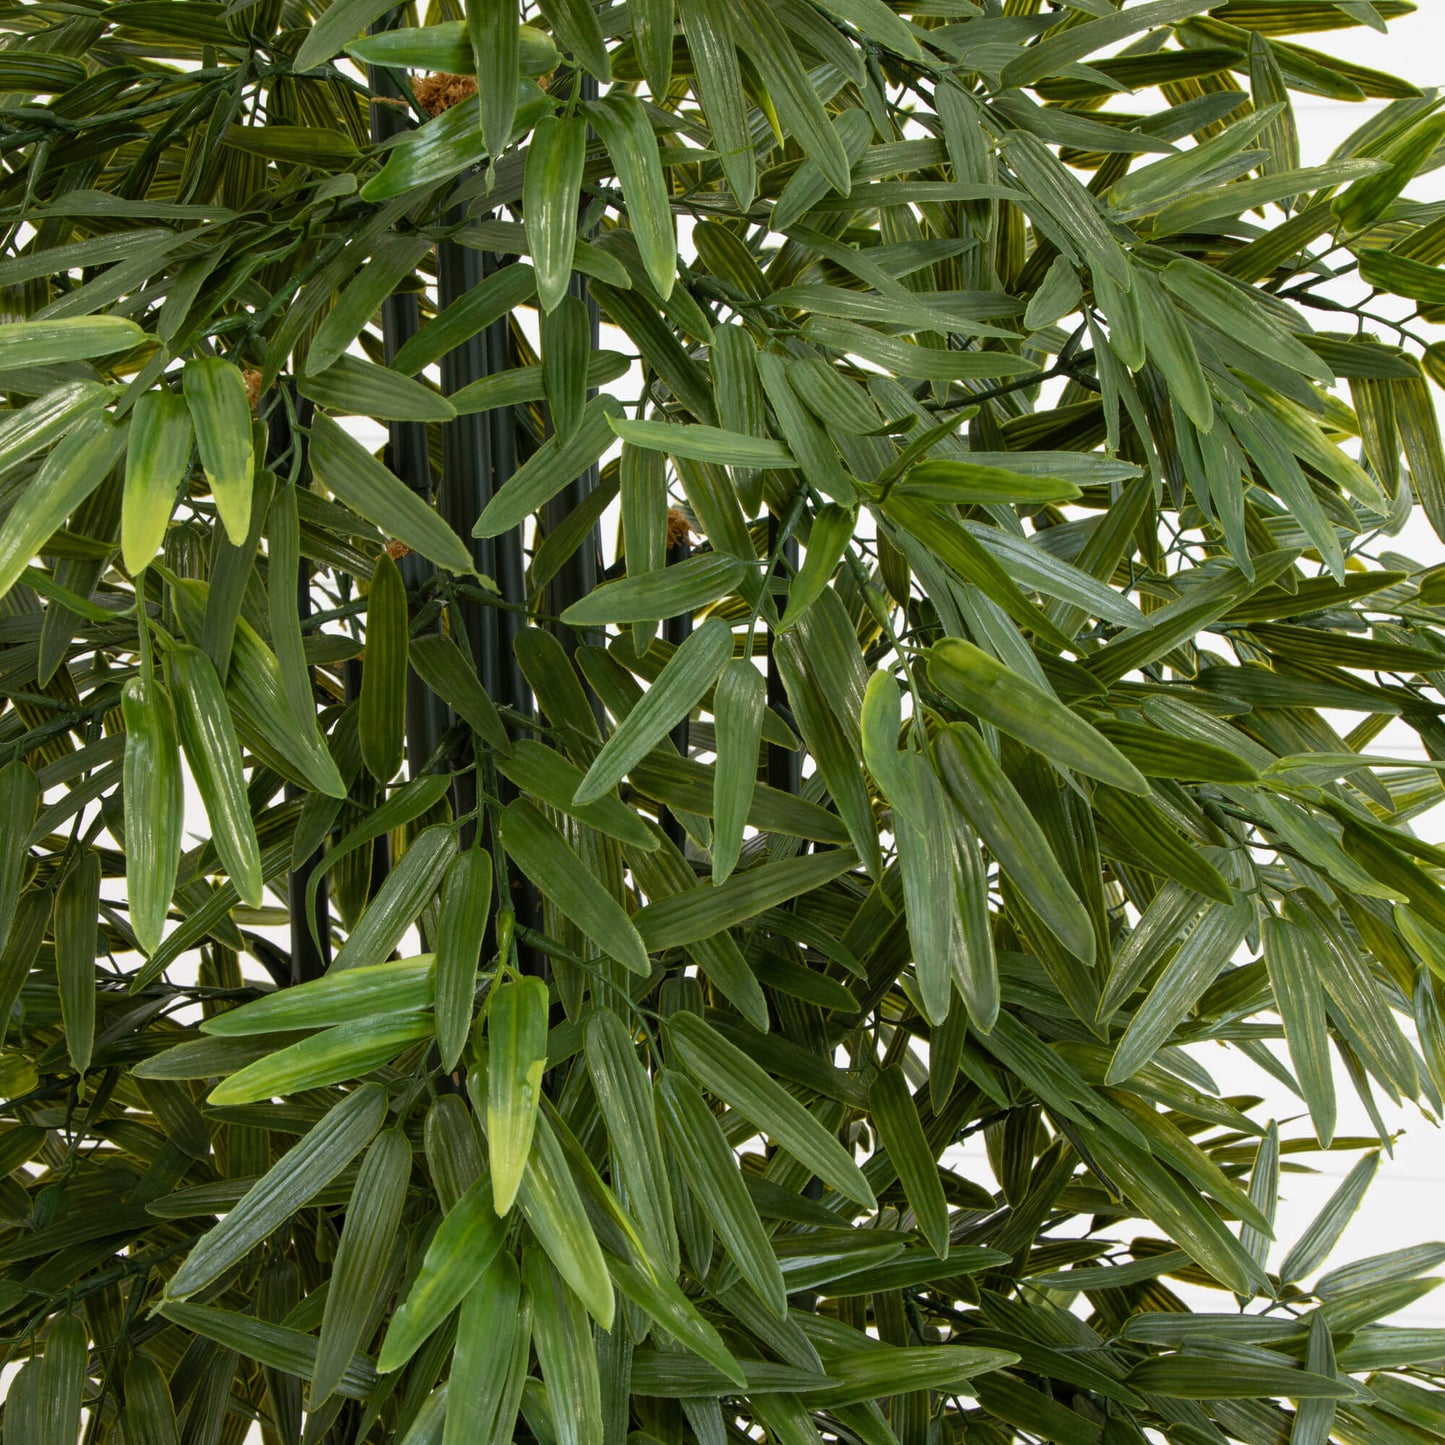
[1,1,1445,1443]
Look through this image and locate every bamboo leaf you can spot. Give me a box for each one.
[869,1067,948,1258]
[121,674,183,956]
[183,358,254,545]
[435,849,493,1072]
[711,658,765,883]
[667,1009,876,1208]
[122,389,192,573]
[378,1171,507,1373]
[475,395,623,538]
[170,643,264,909]
[0,316,142,368]
[206,1015,434,1105]
[444,1252,526,1445]
[501,800,650,975]
[0,409,127,603]
[524,1244,604,1445]
[488,975,549,1215]
[928,640,1148,794]
[314,1128,412,1404]
[1279,1153,1381,1285]
[1264,916,1337,1146]
[331,825,458,972]
[655,1068,788,1317]
[574,617,734,805]
[166,1084,387,1301]
[508,1102,616,1329]
[359,549,408,783]
[309,413,478,577]
[584,1009,677,1273]
[584,96,675,300]
[525,115,588,315]
[933,724,1094,966]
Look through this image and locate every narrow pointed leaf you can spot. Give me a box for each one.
[575,617,733,804]
[668,1009,875,1208]
[183,357,254,545]
[435,849,492,1072]
[170,643,264,908]
[314,1128,411,1404]
[166,1084,386,1301]
[488,975,549,1214]
[122,390,191,573]
[378,1172,507,1373]
[501,799,649,975]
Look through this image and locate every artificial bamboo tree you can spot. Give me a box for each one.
[3,1,1445,1442]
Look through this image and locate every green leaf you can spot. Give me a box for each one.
[435,849,493,1073]
[331,825,457,972]
[183,357,253,545]
[525,115,588,315]
[293,0,403,71]
[122,389,192,573]
[574,617,734,805]
[1106,897,1253,1084]
[711,658,765,883]
[927,640,1148,793]
[206,1015,434,1105]
[54,851,99,1076]
[584,95,676,300]
[1001,0,1215,88]
[668,1009,876,1208]
[307,236,434,377]
[359,548,408,783]
[392,264,538,378]
[1334,112,1445,232]
[472,1,520,163]
[169,643,264,908]
[818,1345,1016,1407]
[361,81,553,199]
[1263,916,1337,1146]
[0,761,37,956]
[298,355,457,422]
[731,0,851,193]
[166,1084,387,1301]
[377,1172,507,1373]
[314,1128,411,1404]
[655,1068,788,1317]
[933,724,1094,966]
[122,1355,179,1445]
[678,0,755,207]
[309,413,478,577]
[508,1103,616,1329]
[891,459,1080,506]
[36,1315,86,1445]
[444,1253,526,1445]
[869,1067,948,1257]
[0,409,127,603]
[524,1244,604,1445]
[409,634,512,754]
[494,741,658,850]
[584,1009,676,1272]
[609,415,795,469]
[500,800,649,975]
[0,316,142,369]
[475,395,623,538]
[1125,1358,1351,1401]
[1279,1153,1381,1285]
[488,975,549,1215]
[634,849,857,951]
[561,552,750,627]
